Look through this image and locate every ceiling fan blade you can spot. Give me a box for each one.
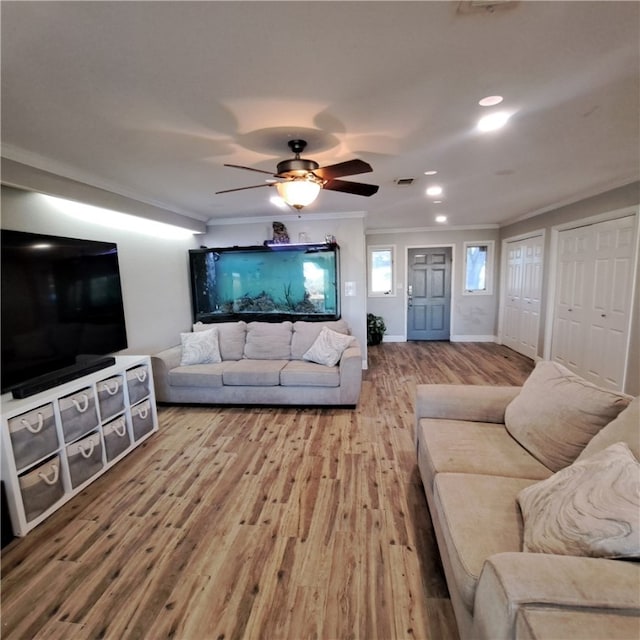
[323,179,379,197]
[314,159,373,180]
[215,183,273,194]
[224,163,276,176]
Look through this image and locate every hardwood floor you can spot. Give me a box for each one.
[1,342,534,640]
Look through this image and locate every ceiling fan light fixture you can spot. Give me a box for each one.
[276,178,322,210]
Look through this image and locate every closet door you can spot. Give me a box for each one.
[552,225,591,371]
[551,215,635,391]
[502,235,543,359]
[584,217,636,388]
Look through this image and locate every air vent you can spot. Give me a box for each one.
[394,178,415,187]
[457,1,518,14]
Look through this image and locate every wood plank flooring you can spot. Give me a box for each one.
[1,342,534,640]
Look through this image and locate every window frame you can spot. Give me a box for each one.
[462,241,494,296]
[367,244,396,297]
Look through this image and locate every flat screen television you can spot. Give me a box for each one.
[1,229,128,395]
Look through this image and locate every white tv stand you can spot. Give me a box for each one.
[1,355,158,537]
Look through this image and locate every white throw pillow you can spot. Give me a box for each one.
[517,442,640,559]
[180,327,221,365]
[303,326,354,367]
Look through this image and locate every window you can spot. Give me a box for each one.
[368,245,395,296]
[463,241,494,295]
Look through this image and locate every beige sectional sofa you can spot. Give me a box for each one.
[415,361,640,640]
[151,319,362,406]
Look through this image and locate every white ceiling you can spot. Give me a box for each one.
[2,1,639,231]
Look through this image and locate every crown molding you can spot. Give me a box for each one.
[365,223,499,235]
[209,211,367,226]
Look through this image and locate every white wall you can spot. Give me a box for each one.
[1,186,199,354]
[203,213,368,365]
[366,227,501,341]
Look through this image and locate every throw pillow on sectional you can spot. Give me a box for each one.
[504,360,631,472]
[518,441,640,559]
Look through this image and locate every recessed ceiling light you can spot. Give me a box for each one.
[435,215,447,223]
[477,111,511,132]
[432,200,443,204]
[424,170,438,175]
[426,185,443,197]
[479,95,503,107]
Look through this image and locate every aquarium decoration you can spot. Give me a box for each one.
[271,221,290,244]
[189,242,340,323]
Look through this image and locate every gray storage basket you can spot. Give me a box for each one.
[8,403,59,470]
[18,454,65,522]
[103,415,130,461]
[97,375,125,421]
[66,431,104,488]
[131,400,154,441]
[59,388,99,443]
[126,365,150,405]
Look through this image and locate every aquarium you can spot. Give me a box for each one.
[189,243,340,323]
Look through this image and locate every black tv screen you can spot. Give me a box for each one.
[1,229,128,394]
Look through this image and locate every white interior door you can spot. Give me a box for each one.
[502,235,543,359]
[551,215,636,390]
[584,217,636,388]
[552,226,591,370]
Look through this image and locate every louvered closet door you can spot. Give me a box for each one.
[551,215,636,391]
[502,235,543,359]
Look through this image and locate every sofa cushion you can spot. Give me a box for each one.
[169,363,225,388]
[243,322,292,360]
[517,442,640,559]
[515,607,640,640]
[280,360,340,387]
[290,320,350,359]
[180,328,221,365]
[504,361,631,472]
[303,326,355,366]
[417,419,553,490]
[193,321,247,361]
[222,360,288,386]
[578,396,640,462]
[433,473,534,612]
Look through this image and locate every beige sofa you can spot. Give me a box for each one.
[151,319,362,406]
[415,361,640,640]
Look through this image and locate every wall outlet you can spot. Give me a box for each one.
[344,281,356,297]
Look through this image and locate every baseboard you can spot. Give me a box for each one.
[381,334,499,343]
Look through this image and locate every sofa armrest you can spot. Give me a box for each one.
[473,552,640,640]
[339,344,363,404]
[151,345,181,402]
[415,384,521,425]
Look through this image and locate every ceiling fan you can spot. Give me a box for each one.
[216,139,379,209]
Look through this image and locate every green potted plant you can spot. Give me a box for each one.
[367,313,386,346]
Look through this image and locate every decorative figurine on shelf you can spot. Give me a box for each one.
[272,221,290,244]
